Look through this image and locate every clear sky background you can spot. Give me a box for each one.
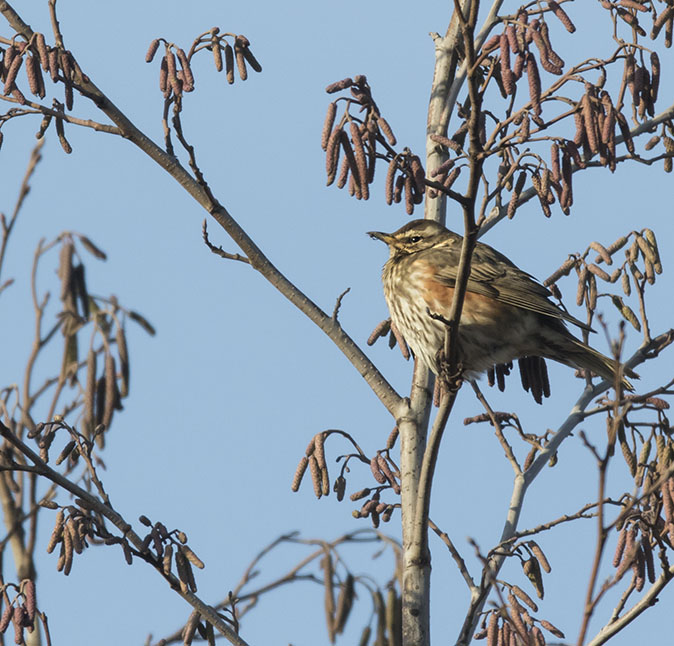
[1,1,673,645]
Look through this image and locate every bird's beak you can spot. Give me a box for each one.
[367,231,397,247]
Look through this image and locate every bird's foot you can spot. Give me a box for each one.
[436,349,464,393]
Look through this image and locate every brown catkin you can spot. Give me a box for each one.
[25,54,42,97]
[325,126,342,185]
[234,38,248,80]
[430,133,461,152]
[12,607,25,645]
[539,20,564,68]
[102,353,116,429]
[224,43,234,84]
[309,455,322,497]
[35,32,49,70]
[581,94,599,155]
[176,48,194,92]
[3,53,22,95]
[314,432,326,469]
[62,523,73,574]
[377,116,397,145]
[507,171,526,218]
[339,130,360,188]
[500,34,514,95]
[370,456,387,484]
[174,549,195,592]
[550,142,561,182]
[526,53,542,116]
[652,6,674,39]
[47,46,59,82]
[528,541,551,573]
[145,39,160,63]
[116,326,130,398]
[181,545,205,569]
[387,426,399,450]
[166,50,182,96]
[325,77,353,93]
[511,585,538,612]
[66,518,83,554]
[350,121,369,198]
[650,52,660,104]
[644,135,660,151]
[404,175,414,215]
[211,37,223,72]
[601,94,615,145]
[409,155,426,196]
[23,580,36,623]
[0,605,12,633]
[158,56,168,94]
[322,554,336,640]
[333,574,354,634]
[487,611,498,646]
[587,263,610,282]
[241,44,262,73]
[385,158,397,205]
[505,25,519,54]
[350,488,371,502]
[47,510,64,553]
[292,456,308,492]
[55,117,72,154]
[321,103,337,151]
[548,1,576,32]
[55,440,76,466]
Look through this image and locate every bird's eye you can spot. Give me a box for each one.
[408,236,422,244]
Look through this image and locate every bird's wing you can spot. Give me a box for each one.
[428,243,593,332]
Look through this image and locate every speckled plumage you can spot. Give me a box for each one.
[369,219,634,389]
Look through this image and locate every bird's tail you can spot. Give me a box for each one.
[565,337,637,391]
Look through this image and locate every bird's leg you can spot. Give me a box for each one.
[435,346,464,393]
[426,307,464,392]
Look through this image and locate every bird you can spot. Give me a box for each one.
[368,219,635,390]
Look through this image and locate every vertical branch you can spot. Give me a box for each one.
[425,0,471,224]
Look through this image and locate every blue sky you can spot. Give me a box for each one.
[1,1,673,645]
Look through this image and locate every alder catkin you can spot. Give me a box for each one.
[507,171,526,219]
[145,39,160,63]
[377,116,397,145]
[321,103,337,151]
[224,43,234,84]
[650,52,660,104]
[325,126,342,185]
[291,456,308,492]
[350,121,369,198]
[548,1,576,32]
[176,48,194,92]
[234,38,248,80]
[526,53,542,116]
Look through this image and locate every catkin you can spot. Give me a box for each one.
[548,1,576,32]
[234,37,247,80]
[145,39,160,63]
[350,121,369,198]
[224,43,234,84]
[321,103,337,151]
[526,53,542,116]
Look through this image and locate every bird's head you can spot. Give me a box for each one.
[367,219,456,258]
